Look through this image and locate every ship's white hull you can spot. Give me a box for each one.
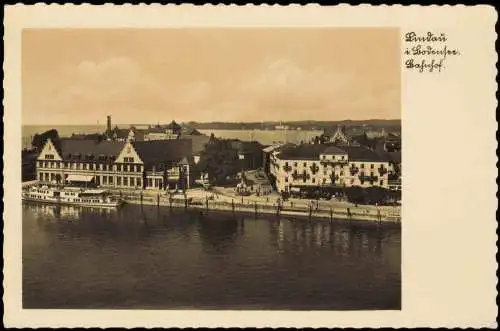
[22,196,123,208]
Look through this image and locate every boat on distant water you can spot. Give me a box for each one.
[22,184,124,208]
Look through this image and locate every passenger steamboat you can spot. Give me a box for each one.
[22,184,124,208]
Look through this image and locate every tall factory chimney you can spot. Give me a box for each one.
[107,115,112,133]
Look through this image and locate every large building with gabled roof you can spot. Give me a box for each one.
[36,137,197,191]
[267,142,392,194]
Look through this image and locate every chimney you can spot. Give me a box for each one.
[107,115,112,133]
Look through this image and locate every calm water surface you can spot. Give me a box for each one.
[23,203,401,310]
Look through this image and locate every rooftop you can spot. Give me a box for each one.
[131,139,193,169]
[341,145,387,162]
[321,145,348,155]
[277,144,328,160]
[57,139,126,160]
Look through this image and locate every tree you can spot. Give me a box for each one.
[365,186,390,205]
[344,186,366,204]
[197,138,240,185]
[32,129,60,151]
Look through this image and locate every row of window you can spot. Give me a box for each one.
[321,155,346,160]
[282,177,385,186]
[38,161,143,173]
[98,176,142,188]
[282,161,384,169]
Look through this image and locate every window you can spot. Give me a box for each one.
[285,177,288,183]
[45,154,54,160]
[99,164,103,171]
[124,157,134,163]
[341,156,345,160]
[340,171,344,176]
[130,177,135,187]
[322,155,326,160]
[117,177,122,186]
[103,176,107,185]
[137,178,142,187]
[361,163,364,169]
[148,178,153,187]
[285,162,289,167]
[312,178,315,183]
[109,176,113,185]
[303,162,307,167]
[123,177,128,186]
[117,164,121,172]
[370,164,374,169]
[56,162,60,169]
[294,162,297,167]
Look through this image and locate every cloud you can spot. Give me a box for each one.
[41,57,177,123]
[25,56,399,124]
[208,59,357,119]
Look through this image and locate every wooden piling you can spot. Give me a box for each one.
[156,193,160,208]
[254,202,258,218]
[308,204,312,222]
[232,199,235,213]
[330,208,333,223]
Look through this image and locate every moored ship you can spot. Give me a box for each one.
[22,184,124,208]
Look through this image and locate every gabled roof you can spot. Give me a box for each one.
[321,146,348,155]
[277,144,328,160]
[342,145,387,162]
[131,139,192,170]
[57,139,126,160]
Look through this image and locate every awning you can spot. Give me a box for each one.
[66,174,94,182]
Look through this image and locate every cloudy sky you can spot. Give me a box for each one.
[22,28,400,125]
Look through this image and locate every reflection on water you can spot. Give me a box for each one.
[23,203,401,310]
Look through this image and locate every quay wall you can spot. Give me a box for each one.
[117,193,401,225]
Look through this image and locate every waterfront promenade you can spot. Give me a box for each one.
[112,187,401,224]
[21,182,401,223]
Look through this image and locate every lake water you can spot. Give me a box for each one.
[23,202,401,310]
[199,129,323,145]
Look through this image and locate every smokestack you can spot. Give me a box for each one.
[107,115,111,133]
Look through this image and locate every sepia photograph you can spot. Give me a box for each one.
[21,27,402,310]
[4,4,498,329]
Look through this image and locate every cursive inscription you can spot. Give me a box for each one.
[403,32,461,73]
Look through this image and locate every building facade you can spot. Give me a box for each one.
[36,138,196,191]
[268,143,391,194]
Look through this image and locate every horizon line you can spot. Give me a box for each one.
[22,119,402,126]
